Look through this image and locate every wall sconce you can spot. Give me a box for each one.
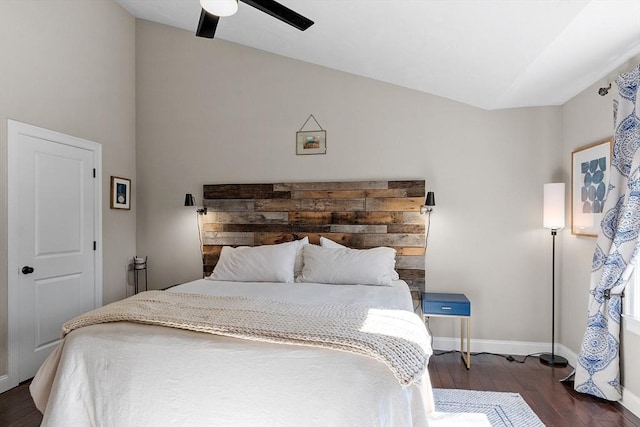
[184,193,208,215]
[420,191,435,214]
[184,193,206,271]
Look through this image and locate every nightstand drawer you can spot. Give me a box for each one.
[422,292,470,316]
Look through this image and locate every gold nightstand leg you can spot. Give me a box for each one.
[467,317,471,369]
[460,317,471,369]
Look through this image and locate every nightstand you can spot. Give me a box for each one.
[133,256,148,294]
[422,292,471,369]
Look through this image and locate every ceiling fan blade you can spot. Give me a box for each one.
[240,0,314,31]
[196,9,219,38]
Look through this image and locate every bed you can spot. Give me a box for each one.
[30,180,434,426]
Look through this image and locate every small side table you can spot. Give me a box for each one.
[422,292,471,369]
[133,256,148,294]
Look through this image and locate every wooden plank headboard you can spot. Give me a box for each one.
[201,180,426,291]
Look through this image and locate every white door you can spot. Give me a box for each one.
[6,120,102,389]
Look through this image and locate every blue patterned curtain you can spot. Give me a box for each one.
[574,64,640,401]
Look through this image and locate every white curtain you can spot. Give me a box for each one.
[574,63,640,401]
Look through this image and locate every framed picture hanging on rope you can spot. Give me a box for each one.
[296,130,326,155]
[571,137,613,237]
[296,114,326,155]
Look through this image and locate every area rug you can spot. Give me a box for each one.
[432,389,545,427]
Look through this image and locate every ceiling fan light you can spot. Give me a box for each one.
[200,0,238,17]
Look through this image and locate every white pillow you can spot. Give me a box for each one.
[320,236,344,248]
[299,245,397,286]
[294,236,309,278]
[208,241,298,283]
[319,236,400,280]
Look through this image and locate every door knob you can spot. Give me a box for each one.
[21,266,34,274]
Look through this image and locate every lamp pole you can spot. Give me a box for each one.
[540,227,568,367]
[552,229,556,362]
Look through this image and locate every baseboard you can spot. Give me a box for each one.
[431,338,640,417]
[622,387,640,418]
[431,337,570,359]
[0,374,14,394]
[555,343,577,367]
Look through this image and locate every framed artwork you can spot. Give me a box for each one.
[110,176,131,210]
[571,137,613,236]
[296,130,326,155]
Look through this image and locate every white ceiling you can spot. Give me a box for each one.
[115,0,640,110]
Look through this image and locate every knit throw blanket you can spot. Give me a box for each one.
[62,291,431,386]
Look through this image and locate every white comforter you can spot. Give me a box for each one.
[31,279,434,426]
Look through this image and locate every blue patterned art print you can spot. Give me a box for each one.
[581,156,607,213]
[572,139,612,236]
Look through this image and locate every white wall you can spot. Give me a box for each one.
[135,20,562,344]
[561,56,640,400]
[0,0,136,378]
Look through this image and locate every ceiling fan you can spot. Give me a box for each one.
[196,0,314,39]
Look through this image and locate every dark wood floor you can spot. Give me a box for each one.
[429,351,640,426]
[0,380,42,427]
[1,351,638,426]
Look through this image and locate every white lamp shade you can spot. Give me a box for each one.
[200,0,238,17]
[543,183,565,230]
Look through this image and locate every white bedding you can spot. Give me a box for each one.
[31,279,434,426]
[171,278,414,308]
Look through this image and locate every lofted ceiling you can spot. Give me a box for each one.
[115,0,640,110]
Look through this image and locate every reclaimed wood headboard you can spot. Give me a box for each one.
[201,180,426,291]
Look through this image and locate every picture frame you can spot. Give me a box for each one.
[296,130,326,155]
[571,137,613,236]
[110,176,131,210]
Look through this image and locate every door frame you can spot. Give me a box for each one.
[3,120,102,392]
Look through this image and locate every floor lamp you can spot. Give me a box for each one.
[541,183,568,367]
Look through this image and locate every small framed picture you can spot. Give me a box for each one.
[110,176,131,210]
[296,130,327,155]
[571,137,613,236]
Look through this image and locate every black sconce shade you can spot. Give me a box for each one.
[425,191,435,207]
[184,193,207,215]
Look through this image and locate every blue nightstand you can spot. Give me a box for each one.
[422,292,471,369]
